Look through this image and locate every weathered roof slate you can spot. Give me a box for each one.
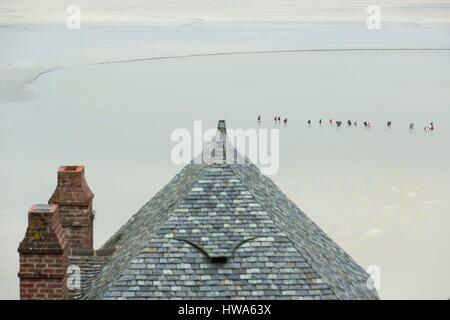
[83,121,378,300]
[69,254,110,299]
[85,163,205,299]
[231,163,377,299]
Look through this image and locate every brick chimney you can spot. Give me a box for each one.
[49,165,94,253]
[18,204,68,299]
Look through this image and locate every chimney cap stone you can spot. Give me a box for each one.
[58,165,84,173]
[217,120,226,132]
[30,203,54,213]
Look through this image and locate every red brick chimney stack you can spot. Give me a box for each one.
[18,204,68,299]
[49,165,94,253]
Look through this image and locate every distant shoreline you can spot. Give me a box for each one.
[4,47,450,95]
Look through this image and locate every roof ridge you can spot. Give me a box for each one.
[192,121,251,167]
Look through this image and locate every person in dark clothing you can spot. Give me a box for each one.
[307,119,311,125]
[319,119,322,125]
[257,115,261,122]
[278,116,281,122]
[354,120,358,126]
[283,118,288,125]
[387,121,392,128]
[347,120,352,126]
[430,122,435,131]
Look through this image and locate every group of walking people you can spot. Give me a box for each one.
[257,115,288,125]
[308,118,373,128]
[257,115,436,132]
[308,119,436,131]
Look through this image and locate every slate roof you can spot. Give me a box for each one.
[82,121,379,300]
[69,254,110,299]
